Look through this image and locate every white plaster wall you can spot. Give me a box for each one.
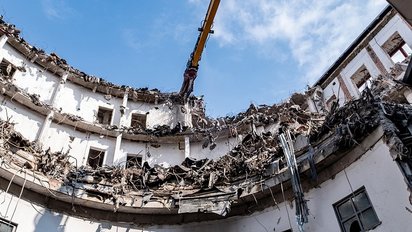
[0,190,294,232]
[340,48,381,98]
[321,13,412,103]
[1,44,58,104]
[116,139,186,167]
[303,140,411,231]
[116,140,148,166]
[41,122,117,166]
[0,100,42,141]
[54,81,122,125]
[190,137,239,161]
[323,80,346,107]
[367,14,412,74]
[145,143,184,167]
[126,100,178,129]
[374,15,412,56]
[1,138,410,232]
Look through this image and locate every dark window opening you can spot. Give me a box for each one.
[130,113,147,129]
[0,59,16,78]
[97,107,113,125]
[382,32,412,63]
[126,154,142,168]
[326,95,337,111]
[0,217,17,232]
[333,187,380,232]
[87,148,105,169]
[351,65,372,93]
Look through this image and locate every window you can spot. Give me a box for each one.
[87,148,105,169]
[130,113,147,129]
[382,32,412,63]
[326,95,337,111]
[0,218,17,232]
[96,107,113,125]
[333,187,380,232]
[0,59,16,78]
[126,154,142,168]
[351,65,371,93]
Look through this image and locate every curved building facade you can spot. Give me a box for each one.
[0,5,412,232]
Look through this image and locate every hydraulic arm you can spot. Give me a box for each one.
[179,0,220,99]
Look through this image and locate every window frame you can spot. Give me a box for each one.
[382,32,412,63]
[0,217,17,232]
[130,112,147,129]
[333,186,380,232]
[96,106,113,125]
[126,153,143,168]
[0,58,17,78]
[87,147,106,169]
[350,65,372,93]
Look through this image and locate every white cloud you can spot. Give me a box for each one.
[191,0,388,84]
[122,29,142,51]
[41,0,75,20]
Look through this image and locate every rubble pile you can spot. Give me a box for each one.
[35,78,412,209]
[0,119,70,177]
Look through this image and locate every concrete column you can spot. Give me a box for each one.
[366,45,389,76]
[0,35,8,48]
[119,88,129,126]
[0,35,8,61]
[113,134,123,166]
[37,111,54,145]
[50,72,68,107]
[184,102,193,128]
[184,136,190,158]
[337,75,351,101]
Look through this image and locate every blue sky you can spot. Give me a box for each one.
[0,0,387,117]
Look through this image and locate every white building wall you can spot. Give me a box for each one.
[1,43,58,104]
[41,122,117,166]
[190,137,239,161]
[54,81,123,125]
[339,48,381,98]
[1,139,410,232]
[323,80,346,107]
[126,100,177,129]
[374,15,412,52]
[118,140,185,167]
[0,100,42,141]
[320,13,412,110]
[117,140,147,165]
[145,143,185,167]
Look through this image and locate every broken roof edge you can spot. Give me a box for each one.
[0,16,318,126]
[313,5,393,88]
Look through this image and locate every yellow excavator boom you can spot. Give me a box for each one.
[179,0,220,99]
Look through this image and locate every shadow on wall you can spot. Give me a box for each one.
[34,210,66,232]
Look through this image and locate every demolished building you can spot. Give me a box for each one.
[0,4,412,232]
